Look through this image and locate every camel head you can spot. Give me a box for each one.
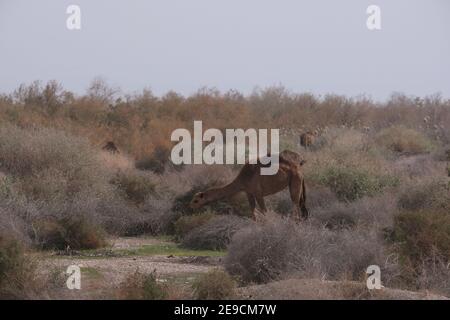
[190,191,210,209]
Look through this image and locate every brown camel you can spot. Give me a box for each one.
[300,131,315,149]
[102,141,120,154]
[190,150,309,221]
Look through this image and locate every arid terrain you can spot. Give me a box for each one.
[1,81,449,299]
[35,236,448,300]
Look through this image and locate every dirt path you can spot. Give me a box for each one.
[37,237,221,299]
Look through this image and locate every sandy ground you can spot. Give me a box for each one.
[40,256,213,286]
[237,279,449,300]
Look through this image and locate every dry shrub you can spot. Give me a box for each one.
[139,198,179,235]
[135,145,180,174]
[0,125,120,244]
[304,186,338,210]
[33,216,106,250]
[268,190,294,216]
[117,270,168,300]
[0,125,165,240]
[313,194,397,229]
[181,215,252,250]
[416,260,450,297]
[192,269,236,300]
[225,216,388,284]
[225,218,297,283]
[319,127,368,152]
[375,126,434,155]
[173,211,216,240]
[0,125,108,194]
[111,170,156,205]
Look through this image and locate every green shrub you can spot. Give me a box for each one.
[390,209,450,269]
[117,270,167,300]
[192,269,235,300]
[33,216,106,250]
[375,126,434,155]
[112,170,156,205]
[313,165,398,202]
[0,235,38,299]
[173,212,216,240]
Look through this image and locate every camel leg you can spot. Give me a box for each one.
[299,179,309,220]
[255,196,267,214]
[246,193,257,220]
[289,176,302,222]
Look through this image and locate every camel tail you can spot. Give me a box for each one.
[300,179,309,219]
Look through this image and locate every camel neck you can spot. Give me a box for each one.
[206,179,242,202]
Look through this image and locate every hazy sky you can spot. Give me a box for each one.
[0,0,449,100]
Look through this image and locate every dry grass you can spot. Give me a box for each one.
[116,269,168,300]
[192,269,236,300]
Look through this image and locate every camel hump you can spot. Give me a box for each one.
[242,150,305,172]
[279,150,306,166]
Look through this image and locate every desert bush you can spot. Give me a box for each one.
[374,126,434,155]
[173,211,216,240]
[192,269,236,300]
[319,127,369,152]
[225,218,298,283]
[111,170,156,205]
[225,217,388,284]
[141,198,180,235]
[311,165,398,202]
[0,234,39,299]
[397,180,450,211]
[181,215,251,250]
[33,216,106,250]
[0,125,105,182]
[117,270,168,300]
[389,209,450,269]
[416,259,450,296]
[304,186,338,210]
[313,194,397,229]
[135,145,172,174]
[0,125,111,208]
[269,191,293,216]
